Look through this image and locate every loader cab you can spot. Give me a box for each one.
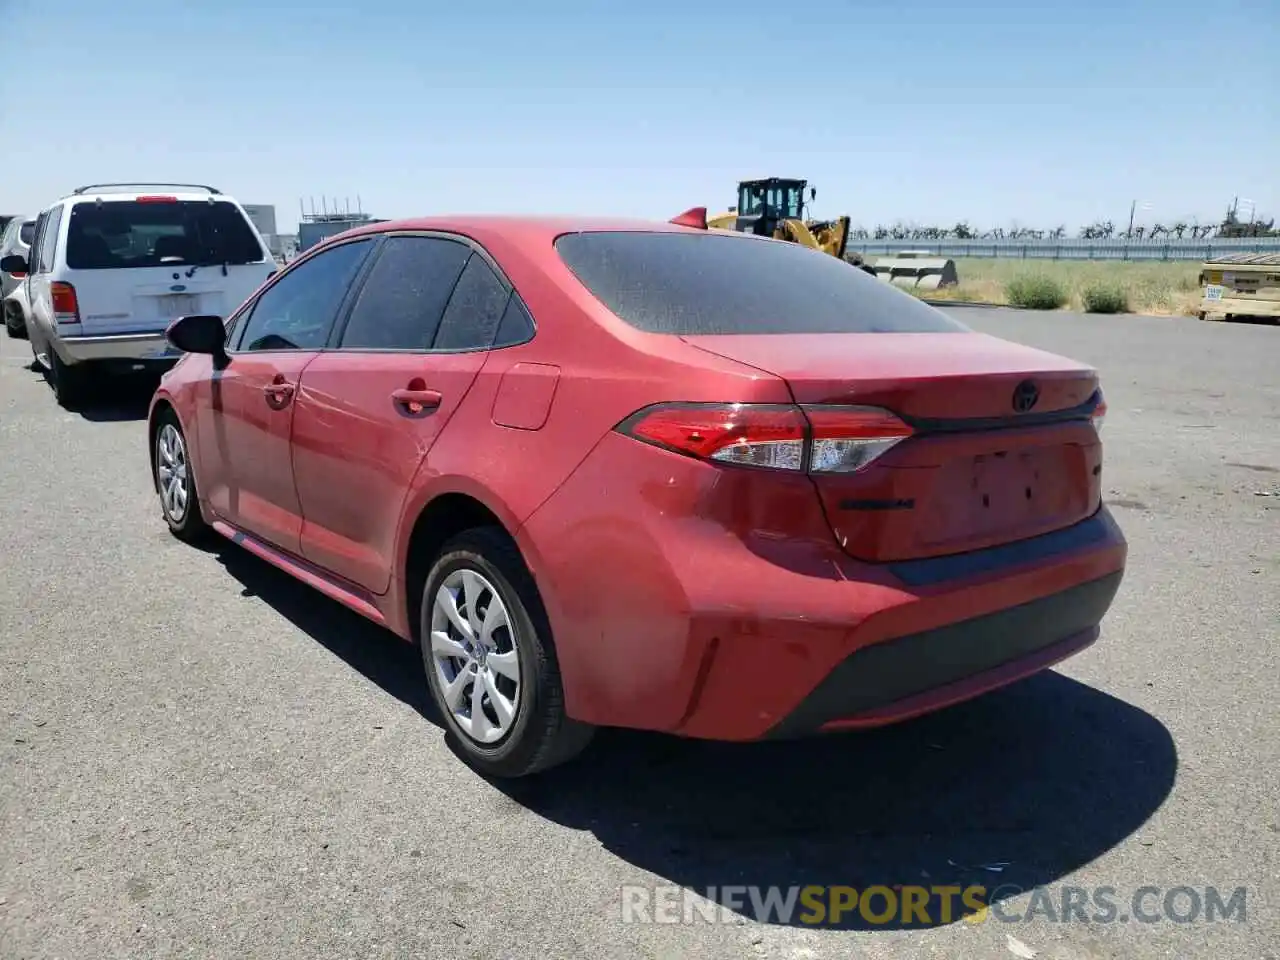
[734,178,810,236]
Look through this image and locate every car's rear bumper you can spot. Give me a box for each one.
[521,432,1127,740]
[670,510,1126,741]
[54,330,179,365]
[763,569,1121,738]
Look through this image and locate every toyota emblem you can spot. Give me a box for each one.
[1011,379,1040,413]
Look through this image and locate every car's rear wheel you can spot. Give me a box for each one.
[48,348,90,409]
[154,409,210,543]
[420,527,593,778]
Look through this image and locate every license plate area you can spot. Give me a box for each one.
[155,293,199,317]
[1204,284,1224,301]
[918,446,1084,548]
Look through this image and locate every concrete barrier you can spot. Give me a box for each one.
[872,253,959,290]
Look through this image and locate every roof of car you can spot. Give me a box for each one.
[329,214,709,246]
[59,191,228,205]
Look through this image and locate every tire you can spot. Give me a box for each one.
[419,527,593,778]
[4,303,26,339]
[153,408,211,543]
[48,347,90,409]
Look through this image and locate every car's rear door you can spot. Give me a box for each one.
[195,237,375,554]
[292,235,514,594]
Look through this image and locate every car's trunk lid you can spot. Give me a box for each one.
[63,196,275,336]
[682,331,1104,562]
[71,267,248,335]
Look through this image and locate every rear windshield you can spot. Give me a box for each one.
[19,221,35,246]
[555,231,966,335]
[66,200,265,270]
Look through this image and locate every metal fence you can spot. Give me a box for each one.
[846,237,1280,262]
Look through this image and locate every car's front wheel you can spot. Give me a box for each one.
[154,409,210,543]
[4,302,26,339]
[420,527,593,778]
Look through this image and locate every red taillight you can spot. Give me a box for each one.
[1091,394,1107,433]
[802,405,915,473]
[615,402,913,473]
[51,282,80,324]
[618,403,807,470]
[135,195,178,203]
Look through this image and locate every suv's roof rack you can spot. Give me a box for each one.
[70,182,222,196]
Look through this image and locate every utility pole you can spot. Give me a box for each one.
[1127,200,1137,239]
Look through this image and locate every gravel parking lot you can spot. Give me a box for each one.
[1,308,1276,960]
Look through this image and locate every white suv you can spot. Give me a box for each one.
[3,183,277,407]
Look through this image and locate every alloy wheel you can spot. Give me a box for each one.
[156,423,190,524]
[429,568,522,744]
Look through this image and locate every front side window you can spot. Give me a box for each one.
[37,207,62,274]
[65,199,265,271]
[25,214,46,270]
[19,220,35,246]
[235,239,373,352]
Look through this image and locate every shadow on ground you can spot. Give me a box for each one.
[30,359,159,422]
[212,540,1177,931]
[212,541,440,721]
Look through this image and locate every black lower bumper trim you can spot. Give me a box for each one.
[767,570,1124,738]
[888,509,1121,587]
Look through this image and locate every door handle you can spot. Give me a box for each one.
[391,387,442,415]
[262,379,296,407]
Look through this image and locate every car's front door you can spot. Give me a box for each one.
[291,236,517,593]
[197,237,375,554]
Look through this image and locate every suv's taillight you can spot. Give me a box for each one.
[615,402,914,473]
[1091,394,1107,433]
[51,282,80,325]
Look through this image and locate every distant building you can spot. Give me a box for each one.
[242,204,278,238]
[241,204,292,259]
[296,196,385,253]
[298,215,386,252]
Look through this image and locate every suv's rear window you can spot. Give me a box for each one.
[555,231,965,335]
[19,221,35,246]
[66,200,265,270]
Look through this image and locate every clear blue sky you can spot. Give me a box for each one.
[2,0,1276,234]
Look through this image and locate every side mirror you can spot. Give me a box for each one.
[1,254,29,274]
[166,314,229,366]
[810,187,817,201]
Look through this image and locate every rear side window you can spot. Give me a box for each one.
[554,231,966,335]
[493,296,535,348]
[19,221,35,246]
[338,236,472,350]
[65,199,265,271]
[434,254,511,351]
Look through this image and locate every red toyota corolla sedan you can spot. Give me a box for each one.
[148,213,1126,778]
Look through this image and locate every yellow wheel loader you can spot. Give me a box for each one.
[705,177,861,264]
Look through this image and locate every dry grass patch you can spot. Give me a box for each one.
[909,259,1202,315]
